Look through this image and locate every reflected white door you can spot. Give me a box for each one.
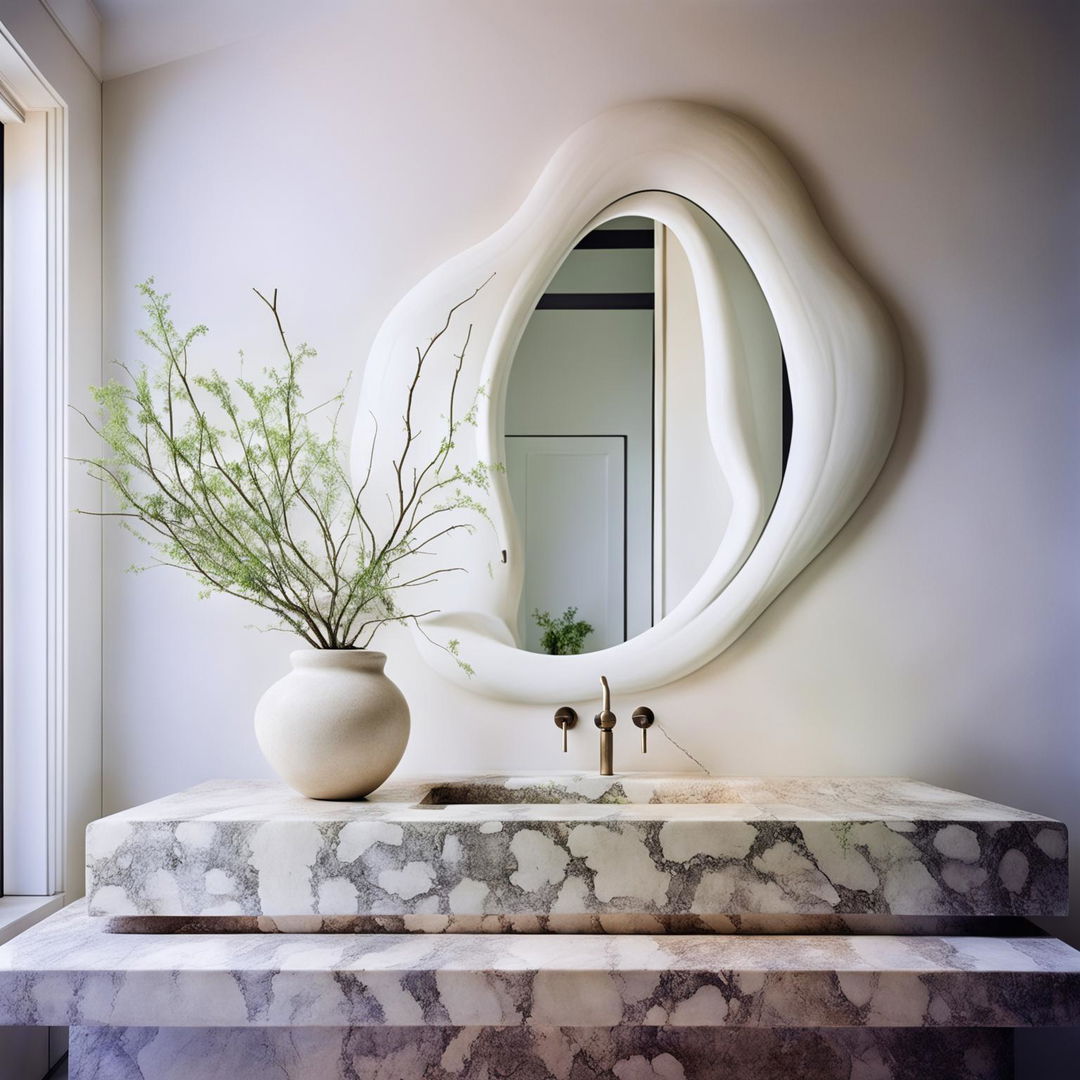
[506,436,626,652]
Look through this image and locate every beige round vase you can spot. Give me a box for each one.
[254,650,410,800]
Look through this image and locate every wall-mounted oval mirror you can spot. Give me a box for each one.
[354,101,902,702]
[505,206,789,655]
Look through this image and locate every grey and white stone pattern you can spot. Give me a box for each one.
[84,776,1069,919]
[2,901,1079,1030]
[67,1025,1016,1080]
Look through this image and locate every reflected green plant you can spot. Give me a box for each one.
[533,606,594,656]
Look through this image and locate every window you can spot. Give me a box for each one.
[0,17,68,923]
[1,116,4,900]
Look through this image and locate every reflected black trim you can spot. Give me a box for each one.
[536,293,654,310]
[575,229,655,250]
[781,357,792,474]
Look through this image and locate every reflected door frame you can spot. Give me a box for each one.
[505,434,629,651]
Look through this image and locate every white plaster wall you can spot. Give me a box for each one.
[101,0,1077,982]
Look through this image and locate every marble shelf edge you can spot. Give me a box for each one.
[2,901,1079,1030]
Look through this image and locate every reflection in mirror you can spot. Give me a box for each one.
[505,202,789,655]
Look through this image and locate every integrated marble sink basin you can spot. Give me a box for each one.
[85,775,1068,922]
[421,776,774,804]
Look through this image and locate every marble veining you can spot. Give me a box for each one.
[67,1025,1015,1080]
[85,777,1069,919]
[2,901,1078,1030]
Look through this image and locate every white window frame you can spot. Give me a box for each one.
[0,18,68,928]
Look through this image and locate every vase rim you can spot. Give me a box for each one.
[289,648,387,669]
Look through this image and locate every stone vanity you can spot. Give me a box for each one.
[1,774,1078,1079]
[83,775,1070,922]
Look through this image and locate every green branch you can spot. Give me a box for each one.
[80,279,492,659]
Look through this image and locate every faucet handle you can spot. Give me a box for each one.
[554,707,578,752]
[632,706,655,753]
[593,710,617,730]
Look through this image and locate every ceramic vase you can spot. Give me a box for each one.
[254,650,410,800]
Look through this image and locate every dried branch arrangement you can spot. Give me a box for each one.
[77,280,491,665]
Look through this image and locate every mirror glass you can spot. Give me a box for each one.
[505,201,789,655]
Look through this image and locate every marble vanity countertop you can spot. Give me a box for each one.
[2,900,1079,1030]
[85,775,1068,919]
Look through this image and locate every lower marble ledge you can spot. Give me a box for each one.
[1,902,1078,1030]
[69,1025,1015,1080]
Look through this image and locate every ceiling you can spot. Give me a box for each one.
[90,0,347,80]
[91,0,164,17]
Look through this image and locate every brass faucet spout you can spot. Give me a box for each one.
[595,674,617,776]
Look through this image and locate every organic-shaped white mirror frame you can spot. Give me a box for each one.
[354,101,902,703]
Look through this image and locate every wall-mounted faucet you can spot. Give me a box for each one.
[594,675,617,775]
[553,683,654,776]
